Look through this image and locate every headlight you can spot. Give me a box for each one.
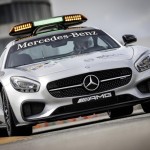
[136,56,150,72]
[10,77,40,93]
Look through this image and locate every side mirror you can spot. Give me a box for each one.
[122,34,137,46]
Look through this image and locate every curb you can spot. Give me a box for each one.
[33,113,100,129]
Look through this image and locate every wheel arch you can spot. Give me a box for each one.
[0,83,19,125]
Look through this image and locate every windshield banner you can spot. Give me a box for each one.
[16,30,98,50]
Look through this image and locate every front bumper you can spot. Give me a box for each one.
[22,93,150,123]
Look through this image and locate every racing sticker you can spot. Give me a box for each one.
[16,30,98,50]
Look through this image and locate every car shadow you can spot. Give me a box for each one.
[33,111,146,136]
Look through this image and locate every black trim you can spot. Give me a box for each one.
[11,106,20,125]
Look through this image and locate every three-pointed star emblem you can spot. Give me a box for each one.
[83,75,100,91]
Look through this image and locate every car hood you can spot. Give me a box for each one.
[18,47,134,77]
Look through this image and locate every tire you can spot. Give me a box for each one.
[108,106,133,119]
[141,102,150,113]
[1,88,32,136]
[0,128,8,137]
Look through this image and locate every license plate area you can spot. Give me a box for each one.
[73,91,115,104]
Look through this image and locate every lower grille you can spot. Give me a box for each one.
[22,102,45,118]
[47,68,132,98]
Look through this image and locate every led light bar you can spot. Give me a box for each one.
[63,14,87,26]
[14,23,33,32]
[34,17,63,27]
[9,14,87,36]
[10,22,34,36]
[64,15,82,22]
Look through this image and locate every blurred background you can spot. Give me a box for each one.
[0,0,150,55]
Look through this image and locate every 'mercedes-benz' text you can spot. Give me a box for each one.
[17,31,98,50]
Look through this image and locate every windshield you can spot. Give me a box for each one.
[5,29,120,68]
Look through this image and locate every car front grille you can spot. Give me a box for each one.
[47,68,132,98]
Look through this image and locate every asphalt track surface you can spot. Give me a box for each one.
[0,109,150,150]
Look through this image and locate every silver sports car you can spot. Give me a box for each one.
[0,14,150,136]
